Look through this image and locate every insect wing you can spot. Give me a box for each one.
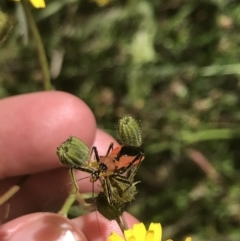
[57,136,90,169]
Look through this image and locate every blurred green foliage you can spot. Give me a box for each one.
[1,0,240,240]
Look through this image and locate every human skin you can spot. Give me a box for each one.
[0,91,138,241]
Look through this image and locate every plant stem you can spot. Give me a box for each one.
[0,175,29,205]
[58,189,76,217]
[21,0,51,91]
[0,185,20,205]
[58,169,77,217]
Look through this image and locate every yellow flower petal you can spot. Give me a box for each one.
[11,0,46,8]
[124,229,134,240]
[132,223,147,241]
[29,0,46,8]
[110,222,191,241]
[108,233,125,241]
[145,230,154,241]
[148,223,162,241]
[128,236,137,241]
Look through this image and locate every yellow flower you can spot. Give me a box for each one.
[12,0,46,8]
[108,223,191,241]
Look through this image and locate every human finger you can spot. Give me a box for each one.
[0,91,96,179]
[0,91,96,222]
[0,129,119,222]
[0,211,139,241]
[0,212,88,241]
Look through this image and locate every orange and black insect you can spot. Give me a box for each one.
[57,116,144,206]
[56,116,144,233]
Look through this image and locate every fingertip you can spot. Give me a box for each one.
[93,129,119,156]
[0,212,87,241]
[0,91,97,178]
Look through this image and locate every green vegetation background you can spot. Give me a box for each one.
[1,0,240,240]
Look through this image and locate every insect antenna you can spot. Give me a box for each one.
[94,202,103,238]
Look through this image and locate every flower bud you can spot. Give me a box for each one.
[117,116,143,147]
[57,136,89,168]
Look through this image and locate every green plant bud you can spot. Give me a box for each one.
[95,192,125,220]
[117,116,143,147]
[57,136,89,169]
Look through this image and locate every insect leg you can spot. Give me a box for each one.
[105,142,114,156]
[126,154,144,181]
[90,146,101,163]
[104,177,114,206]
[112,175,132,185]
[74,165,95,174]
[91,142,114,162]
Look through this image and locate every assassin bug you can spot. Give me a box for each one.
[57,137,141,233]
[56,116,144,205]
[57,115,144,188]
[88,143,144,181]
[57,138,142,205]
[56,116,144,234]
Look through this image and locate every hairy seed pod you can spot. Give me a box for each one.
[117,116,143,147]
[95,192,125,220]
[57,136,89,169]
